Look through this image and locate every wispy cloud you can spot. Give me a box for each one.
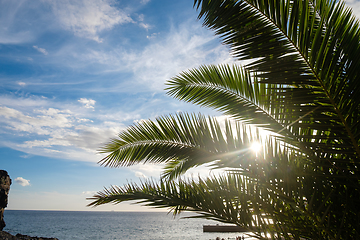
[0,1,35,44]
[139,22,151,30]
[146,33,158,39]
[33,45,48,55]
[49,0,133,42]
[0,31,33,44]
[140,0,151,4]
[123,24,233,91]
[0,2,232,165]
[137,14,152,30]
[78,22,232,92]
[15,177,31,186]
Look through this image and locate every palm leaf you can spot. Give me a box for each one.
[92,1,360,238]
[192,0,360,160]
[167,64,288,134]
[88,173,336,239]
[99,112,274,180]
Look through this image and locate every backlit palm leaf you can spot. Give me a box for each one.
[167,64,289,134]
[99,112,272,179]
[90,0,360,239]
[192,0,360,160]
[88,174,321,239]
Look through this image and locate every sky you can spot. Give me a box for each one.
[1,0,360,212]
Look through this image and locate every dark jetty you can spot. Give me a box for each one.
[203,224,247,232]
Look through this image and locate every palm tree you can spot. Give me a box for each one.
[88,0,360,239]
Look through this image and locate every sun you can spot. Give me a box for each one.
[250,141,262,153]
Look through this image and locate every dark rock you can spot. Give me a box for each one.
[0,231,59,240]
[0,230,16,240]
[0,172,58,240]
[0,171,11,231]
[15,233,59,240]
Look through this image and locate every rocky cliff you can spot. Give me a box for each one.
[0,170,11,231]
[0,171,59,240]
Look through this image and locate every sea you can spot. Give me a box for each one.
[3,210,255,240]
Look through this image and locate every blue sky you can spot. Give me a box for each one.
[1,0,360,211]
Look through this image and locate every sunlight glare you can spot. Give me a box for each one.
[250,141,262,153]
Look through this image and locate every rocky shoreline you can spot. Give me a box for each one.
[0,231,58,240]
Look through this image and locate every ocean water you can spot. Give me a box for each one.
[3,210,254,240]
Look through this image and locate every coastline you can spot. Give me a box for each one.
[0,231,58,240]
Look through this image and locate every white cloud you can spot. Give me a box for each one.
[139,22,151,30]
[49,0,133,42]
[82,191,97,195]
[15,177,30,186]
[9,119,122,162]
[0,95,131,163]
[137,14,151,30]
[78,98,96,109]
[135,171,147,178]
[133,119,147,124]
[63,125,121,150]
[17,81,26,86]
[0,95,49,110]
[0,106,73,135]
[0,7,232,165]
[129,164,164,178]
[77,118,93,123]
[146,33,158,39]
[33,45,48,55]
[345,0,360,18]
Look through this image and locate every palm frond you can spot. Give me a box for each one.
[92,1,360,238]
[99,113,212,168]
[99,112,277,180]
[87,175,274,239]
[166,64,289,134]
[192,0,360,159]
[88,173,337,239]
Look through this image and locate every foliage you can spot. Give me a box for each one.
[88,0,360,239]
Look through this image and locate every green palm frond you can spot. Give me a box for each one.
[87,174,274,239]
[192,0,360,160]
[91,0,360,239]
[100,112,274,179]
[166,64,288,134]
[88,173,336,239]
